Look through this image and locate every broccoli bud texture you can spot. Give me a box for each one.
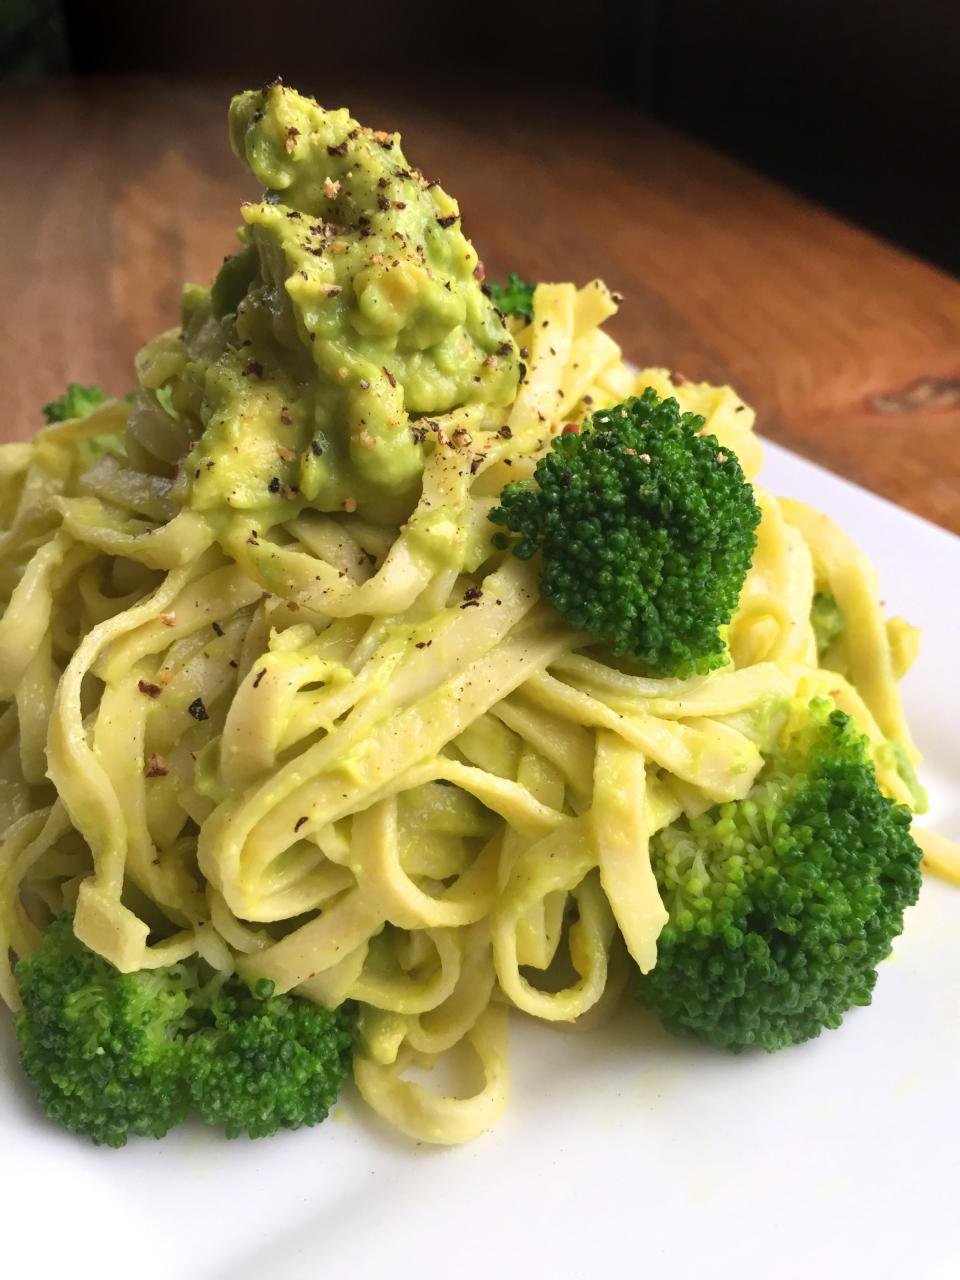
[187,978,355,1139]
[15,916,192,1148]
[636,701,923,1051]
[42,383,109,423]
[487,272,535,320]
[490,388,761,676]
[14,918,356,1147]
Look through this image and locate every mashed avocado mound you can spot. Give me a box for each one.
[153,82,519,523]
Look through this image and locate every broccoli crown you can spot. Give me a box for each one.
[489,388,761,676]
[42,383,108,423]
[487,271,535,320]
[14,918,357,1147]
[810,591,845,656]
[15,916,192,1147]
[636,700,923,1051]
[187,978,356,1139]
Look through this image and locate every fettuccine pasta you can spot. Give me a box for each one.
[2,83,956,1146]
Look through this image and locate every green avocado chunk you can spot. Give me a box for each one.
[177,83,519,521]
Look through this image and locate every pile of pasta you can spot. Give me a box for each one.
[0,281,953,1143]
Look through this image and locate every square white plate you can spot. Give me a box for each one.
[2,441,957,1280]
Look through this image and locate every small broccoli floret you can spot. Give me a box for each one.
[488,271,535,320]
[42,383,109,423]
[636,700,923,1051]
[810,591,845,656]
[490,388,761,676]
[15,918,357,1147]
[15,916,192,1147]
[186,977,356,1139]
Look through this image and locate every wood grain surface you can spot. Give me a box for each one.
[3,76,958,531]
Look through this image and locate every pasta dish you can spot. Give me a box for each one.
[1,82,956,1149]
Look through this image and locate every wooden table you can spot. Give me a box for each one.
[4,77,959,532]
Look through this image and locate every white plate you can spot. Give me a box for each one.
[2,442,958,1280]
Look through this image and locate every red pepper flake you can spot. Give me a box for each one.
[382,366,397,388]
[669,371,688,387]
[474,260,485,282]
[187,698,208,722]
[252,667,267,688]
[562,423,581,435]
[144,753,169,778]
[244,361,264,379]
[138,679,162,698]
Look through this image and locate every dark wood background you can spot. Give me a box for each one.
[2,75,959,531]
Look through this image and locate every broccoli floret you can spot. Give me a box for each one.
[636,700,923,1051]
[811,591,845,656]
[14,916,192,1147]
[42,383,109,423]
[15,918,357,1146]
[488,271,535,320]
[186,977,356,1139]
[490,388,761,676]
